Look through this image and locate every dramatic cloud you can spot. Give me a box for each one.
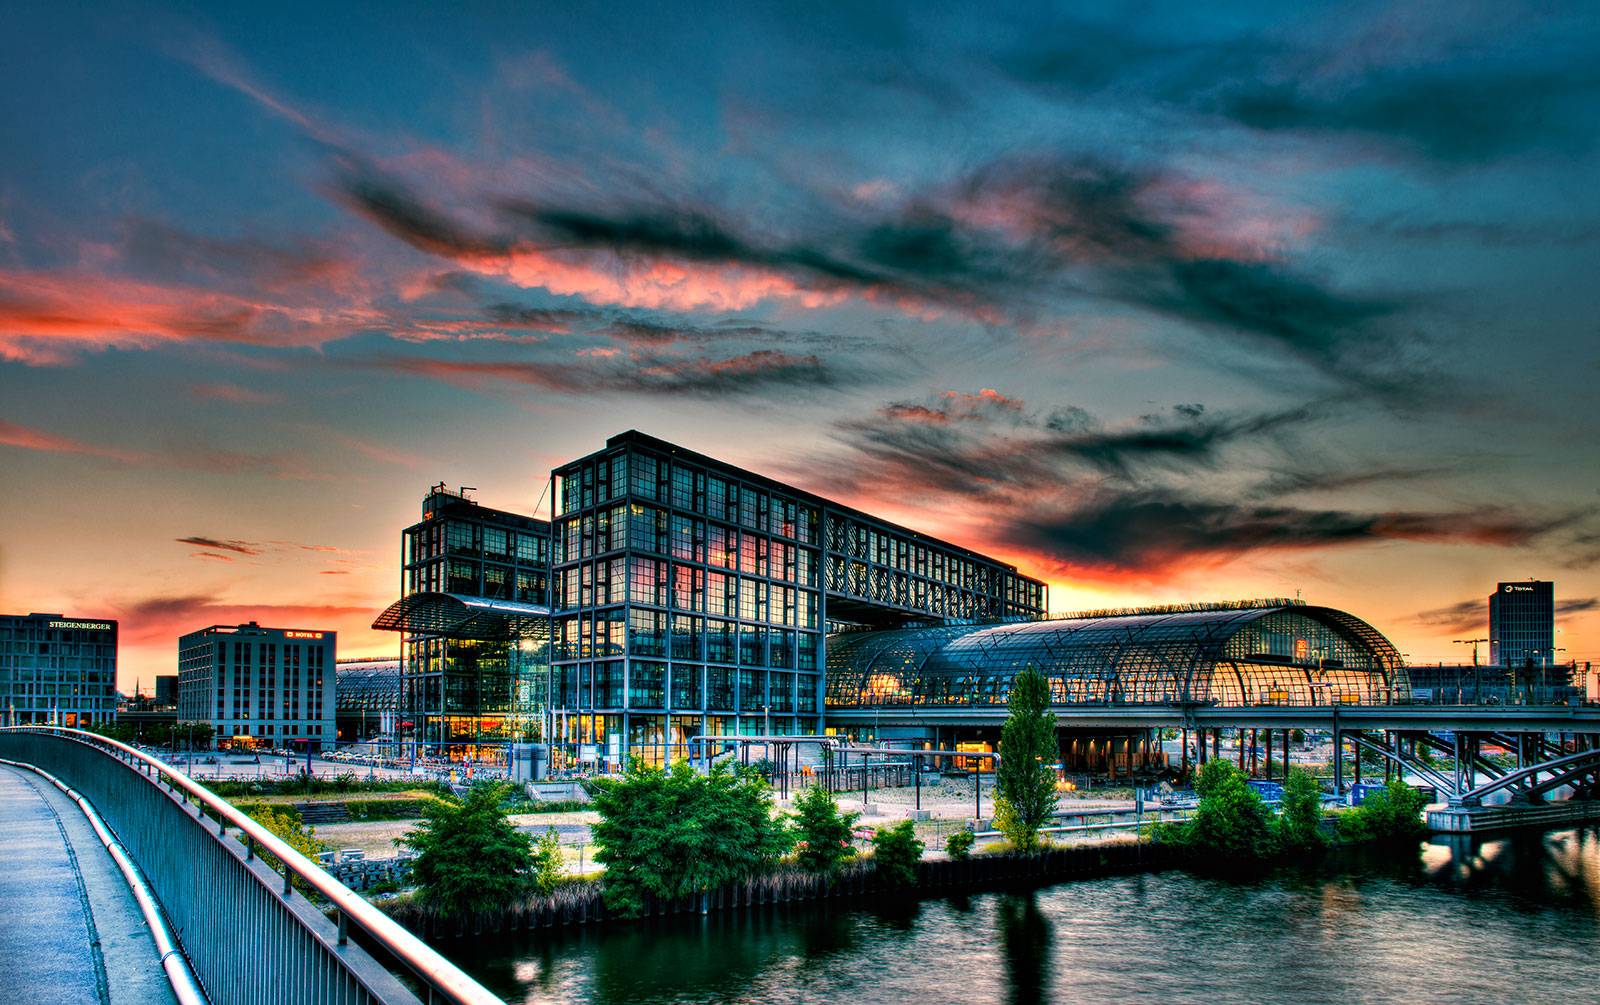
[0,268,379,364]
[322,151,1416,397]
[807,392,1590,578]
[1009,491,1577,577]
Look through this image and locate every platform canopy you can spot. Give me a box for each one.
[370,592,550,640]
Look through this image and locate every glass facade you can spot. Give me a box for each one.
[550,431,1047,765]
[1489,580,1556,669]
[0,614,118,727]
[826,603,1408,709]
[395,485,552,760]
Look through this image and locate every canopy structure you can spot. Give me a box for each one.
[825,603,1407,709]
[370,592,550,640]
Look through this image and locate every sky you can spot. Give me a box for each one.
[3,0,1599,693]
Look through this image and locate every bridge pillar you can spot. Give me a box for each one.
[1334,728,1343,795]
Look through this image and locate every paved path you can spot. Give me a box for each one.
[0,764,176,1005]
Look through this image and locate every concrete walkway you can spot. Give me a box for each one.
[0,764,177,1005]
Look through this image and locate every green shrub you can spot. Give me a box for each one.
[590,758,792,918]
[870,820,924,888]
[792,785,859,873]
[403,782,534,918]
[945,830,975,861]
[240,805,327,895]
[1338,780,1429,844]
[1165,760,1277,862]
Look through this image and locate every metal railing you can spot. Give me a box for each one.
[0,727,503,1005]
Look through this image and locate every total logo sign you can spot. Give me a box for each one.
[1504,585,1534,592]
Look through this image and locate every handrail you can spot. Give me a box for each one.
[0,727,503,1005]
[0,756,208,1005]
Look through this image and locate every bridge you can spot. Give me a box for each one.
[830,702,1600,833]
[0,727,504,1005]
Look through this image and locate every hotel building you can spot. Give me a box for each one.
[0,613,118,728]
[177,622,335,748]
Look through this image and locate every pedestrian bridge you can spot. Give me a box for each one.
[0,728,505,1005]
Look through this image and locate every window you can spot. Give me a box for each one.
[628,662,666,708]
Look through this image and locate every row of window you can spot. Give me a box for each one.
[552,662,819,712]
[407,519,550,566]
[409,558,550,603]
[556,450,819,546]
[559,559,819,625]
[0,669,110,682]
[555,611,820,668]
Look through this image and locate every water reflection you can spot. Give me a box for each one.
[458,827,1600,1005]
[998,894,1051,1005]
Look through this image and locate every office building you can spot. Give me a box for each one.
[372,432,1047,765]
[372,484,552,759]
[0,613,118,727]
[177,622,335,749]
[546,431,1046,763]
[1489,580,1556,668]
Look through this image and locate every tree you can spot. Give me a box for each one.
[530,826,566,896]
[1339,779,1429,844]
[1275,768,1327,853]
[403,782,534,917]
[792,784,859,873]
[589,758,792,918]
[994,666,1060,851]
[870,820,924,888]
[1167,760,1277,861]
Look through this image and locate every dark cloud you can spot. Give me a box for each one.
[997,18,1600,164]
[1209,66,1598,163]
[1007,491,1578,575]
[174,536,260,555]
[374,348,857,398]
[1558,598,1599,616]
[330,163,510,260]
[1411,599,1485,635]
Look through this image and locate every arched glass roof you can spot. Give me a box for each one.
[826,605,1407,708]
[335,660,402,712]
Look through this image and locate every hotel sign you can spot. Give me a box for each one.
[49,620,112,630]
[284,631,325,640]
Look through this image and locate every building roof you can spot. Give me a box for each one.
[825,603,1407,708]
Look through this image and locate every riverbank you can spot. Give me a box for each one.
[373,838,1175,940]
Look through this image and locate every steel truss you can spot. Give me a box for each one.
[1339,728,1600,806]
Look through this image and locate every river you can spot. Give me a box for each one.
[457,827,1600,1005]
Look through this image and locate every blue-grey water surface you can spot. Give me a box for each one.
[459,828,1600,1005]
